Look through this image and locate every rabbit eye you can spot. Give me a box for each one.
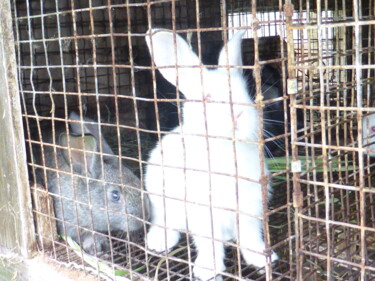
[111,190,121,202]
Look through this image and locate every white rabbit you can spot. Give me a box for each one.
[144,29,278,280]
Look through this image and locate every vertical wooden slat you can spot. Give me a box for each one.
[0,0,36,257]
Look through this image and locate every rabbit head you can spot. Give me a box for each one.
[145,29,259,142]
[63,112,149,232]
[41,113,149,254]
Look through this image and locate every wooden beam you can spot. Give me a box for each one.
[0,0,36,257]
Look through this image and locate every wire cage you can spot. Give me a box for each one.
[290,1,375,280]
[6,0,375,280]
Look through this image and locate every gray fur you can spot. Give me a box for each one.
[36,112,149,255]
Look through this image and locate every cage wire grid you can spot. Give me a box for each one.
[289,0,375,280]
[7,0,375,280]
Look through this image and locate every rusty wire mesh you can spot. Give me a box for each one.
[289,0,375,280]
[9,0,375,280]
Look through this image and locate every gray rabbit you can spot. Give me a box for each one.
[35,112,149,255]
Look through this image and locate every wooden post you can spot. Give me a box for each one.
[0,0,36,257]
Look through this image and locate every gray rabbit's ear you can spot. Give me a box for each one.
[218,30,246,75]
[59,133,100,178]
[69,112,115,156]
[69,112,84,134]
[145,29,202,98]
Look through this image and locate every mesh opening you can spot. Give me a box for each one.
[9,0,375,280]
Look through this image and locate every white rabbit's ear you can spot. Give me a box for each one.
[218,30,246,74]
[146,29,201,96]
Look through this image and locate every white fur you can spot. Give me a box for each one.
[145,29,278,280]
[363,114,375,156]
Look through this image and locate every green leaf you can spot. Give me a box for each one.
[61,235,143,279]
[266,156,355,173]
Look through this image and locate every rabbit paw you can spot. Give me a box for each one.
[193,254,225,281]
[81,233,110,256]
[242,250,278,268]
[193,265,224,281]
[146,226,180,253]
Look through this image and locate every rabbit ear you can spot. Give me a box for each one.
[218,30,246,75]
[146,29,201,97]
[59,133,100,178]
[69,112,115,156]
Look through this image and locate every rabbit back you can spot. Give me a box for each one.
[145,29,277,280]
[146,131,267,219]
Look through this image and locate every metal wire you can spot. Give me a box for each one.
[11,0,375,280]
